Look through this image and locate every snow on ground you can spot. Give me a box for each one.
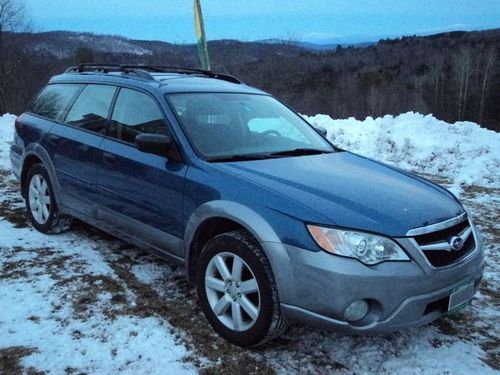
[0,113,499,374]
[0,219,194,374]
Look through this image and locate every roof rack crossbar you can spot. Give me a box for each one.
[64,64,241,84]
[65,64,156,81]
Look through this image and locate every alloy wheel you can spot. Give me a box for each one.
[28,174,51,224]
[204,252,261,331]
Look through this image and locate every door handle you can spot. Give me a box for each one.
[47,134,61,145]
[103,153,117,166]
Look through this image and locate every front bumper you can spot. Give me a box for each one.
[262,228,484,333]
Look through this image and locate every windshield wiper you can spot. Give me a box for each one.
[208,148,333,162]
[267,148,333,157]
[207,153,278,162]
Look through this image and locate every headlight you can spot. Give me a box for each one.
[307,225,409,265]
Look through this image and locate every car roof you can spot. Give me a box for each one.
[50,65,267,96]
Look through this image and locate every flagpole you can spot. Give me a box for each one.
[194,0,211,71]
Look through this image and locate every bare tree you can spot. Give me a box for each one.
[453,47,474,120]
[478,47,497,123]
[427,55,445,114]
[0,0,30,113]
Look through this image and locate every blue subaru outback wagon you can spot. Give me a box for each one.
[10,64,484,347]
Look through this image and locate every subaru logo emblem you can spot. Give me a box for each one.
[450,236,464,251]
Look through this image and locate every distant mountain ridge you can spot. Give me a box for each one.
[9,28,500,59]
[2,28,499,132]
[11,31,158,58]
[256,38,375,50]
[10,30,381,59]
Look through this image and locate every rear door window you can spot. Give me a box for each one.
[109,88,167,143]
[31,84,83,121]
[65,85,117,134]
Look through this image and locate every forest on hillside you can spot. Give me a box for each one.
[228,30,500,131]
[0,2,499,131]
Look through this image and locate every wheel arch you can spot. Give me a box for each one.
[20,145,62,208]
[184,200,282,283]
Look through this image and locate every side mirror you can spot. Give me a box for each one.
[135,133,172,157]
[316,126,327,137]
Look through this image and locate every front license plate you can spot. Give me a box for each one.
[448,281,475,312]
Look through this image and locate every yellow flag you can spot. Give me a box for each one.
[194,0,210,70]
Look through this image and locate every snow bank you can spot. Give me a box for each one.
[0,113,16,170]
[305,112,499,188]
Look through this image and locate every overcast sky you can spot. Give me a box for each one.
[25,0,500,44]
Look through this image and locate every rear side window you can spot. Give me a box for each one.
[109,88,167,143]
[65,85,116,134]
[31,84,83,121]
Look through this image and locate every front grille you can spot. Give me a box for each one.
[413,219,476,267]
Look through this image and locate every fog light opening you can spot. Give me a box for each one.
[344,300,370,322]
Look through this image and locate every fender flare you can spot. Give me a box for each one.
[20,144,63,209]
[184,200,282,276]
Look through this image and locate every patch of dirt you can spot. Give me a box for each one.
[415,172,452,186]
[480,339,500,370]
[409,174,500,371]
[56,274,129,320]
[0,199,29,228]
[105,253,276,374]
[0,170,29,228]
[0,170,12,180]
[0,246,87,286]
[435,302,500,370]
[8,212,277,372]
[480,280,500,300]
[0,346,43,375]
[0,214,276,373]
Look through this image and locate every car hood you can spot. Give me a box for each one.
[215,151,464,237]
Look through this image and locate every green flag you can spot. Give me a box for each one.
[194,0,211,70]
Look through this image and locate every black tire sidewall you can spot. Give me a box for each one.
[25,164,58,233]
[197,233,276,347]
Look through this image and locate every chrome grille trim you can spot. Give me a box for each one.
[412,216,476,268]
[419,226,472,251]
[406,212,467,236]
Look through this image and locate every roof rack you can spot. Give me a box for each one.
[64,64,241,84]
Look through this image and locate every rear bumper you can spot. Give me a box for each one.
[262,225,484,333]
[9,144,22,180]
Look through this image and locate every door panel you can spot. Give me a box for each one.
[49,124,104,215]
[97,139,187,254]
[96,87,187,256]
[48,84,116,215]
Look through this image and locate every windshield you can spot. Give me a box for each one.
[167,93,334,161]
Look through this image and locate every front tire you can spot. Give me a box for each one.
[25,164,72,233]
[197,230,287,347]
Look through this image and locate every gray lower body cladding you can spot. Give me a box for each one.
[262,231,484,333]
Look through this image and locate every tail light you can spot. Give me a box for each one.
[14,117,23,131]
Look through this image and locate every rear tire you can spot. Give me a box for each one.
[197,230,287,347]
[25,164,72,234]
